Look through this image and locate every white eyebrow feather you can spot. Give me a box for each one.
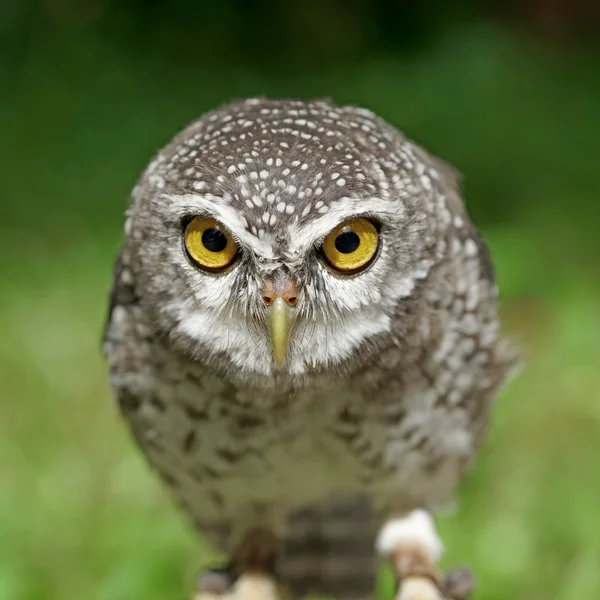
[286,196,404,255]
[161,193,276,257]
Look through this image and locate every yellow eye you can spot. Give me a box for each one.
[184,217,239,271]
[322,218,379,273]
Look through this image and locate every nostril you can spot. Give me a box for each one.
[287,296,298,306]
[262,295,273,306]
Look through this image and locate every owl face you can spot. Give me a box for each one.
[127,99,443,380]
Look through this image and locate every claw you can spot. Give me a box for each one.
[396,566,476,600]
[231,573,281,600]
[193,573,282,600]
[196,567,237,596]
[440,567,476,600]
[396,576,444,600]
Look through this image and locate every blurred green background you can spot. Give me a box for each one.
[1,1,599,599]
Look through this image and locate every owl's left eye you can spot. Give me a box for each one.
[184,217,239,271]
[321,217,380,274]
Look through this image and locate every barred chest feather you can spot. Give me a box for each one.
[110,326,497,550]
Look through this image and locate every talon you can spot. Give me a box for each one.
[197,569,237,594]
[440,566,476,600]
[194,572,282,600]
[193,528,284,600]
[194,566,237,599]
[230,573,281,600]
[396,576,444,600]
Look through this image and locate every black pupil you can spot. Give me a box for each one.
[335,231,360,254]
[202,228,228,252]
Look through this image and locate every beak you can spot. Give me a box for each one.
[262,270,299,368]
[269,297,291,368]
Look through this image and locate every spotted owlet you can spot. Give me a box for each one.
[103,98,517,600]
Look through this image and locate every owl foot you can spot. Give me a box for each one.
[377,510,475,600]
[194,528,285,600]
[194,572,282,600]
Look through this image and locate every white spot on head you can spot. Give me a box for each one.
[464,239,478,257]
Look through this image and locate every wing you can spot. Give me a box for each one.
[102,247,153,441]
[102,249,138,348]
[102,248,154,418]
[413,141,496,285]
[408,143,520,463]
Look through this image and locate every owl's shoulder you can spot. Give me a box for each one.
[104,245,135,320]
[103,247,153,396]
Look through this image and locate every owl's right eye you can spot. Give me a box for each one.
[184,217,239,271]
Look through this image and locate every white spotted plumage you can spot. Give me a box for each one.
[103,97,518,599]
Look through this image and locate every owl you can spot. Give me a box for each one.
[103,98,517,600]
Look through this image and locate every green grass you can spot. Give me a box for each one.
[1,228,599,600]
[0,242,206,600]
[1,19,600,600]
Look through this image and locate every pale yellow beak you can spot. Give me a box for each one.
[269,297,291,368]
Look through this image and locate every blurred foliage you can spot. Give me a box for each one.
[1,2,599,600]
[2,0,600,255]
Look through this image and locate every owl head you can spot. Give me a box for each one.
[124,98,457,382]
